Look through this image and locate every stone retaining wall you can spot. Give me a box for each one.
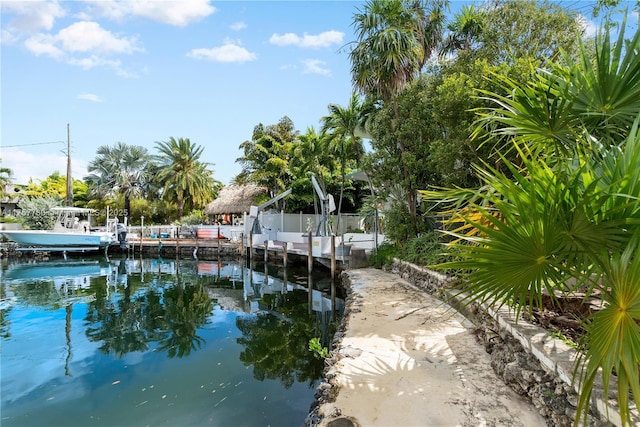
[389,258,635,427]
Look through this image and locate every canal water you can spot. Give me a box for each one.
[0,255,344,427]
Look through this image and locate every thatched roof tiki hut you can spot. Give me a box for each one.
[204,185,268,224]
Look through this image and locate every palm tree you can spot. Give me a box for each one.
[86,142,151,217]
[349,0,446,103]
[349,0,447,233]
[155,137,215,220]
[292,127,336,180]
[321,92,366,232]
[235,117,298,210]
[440,4,484,57]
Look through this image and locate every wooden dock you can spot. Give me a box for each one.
[120,236,365,274]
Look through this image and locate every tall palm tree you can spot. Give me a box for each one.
[86,142,151,217]
[349,0,447,233]
[349,0,447,103]
[321,92,366,232]
[155,137,215,220]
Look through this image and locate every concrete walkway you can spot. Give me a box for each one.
[316,269,546,427]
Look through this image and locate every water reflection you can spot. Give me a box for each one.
[0,256,343,427]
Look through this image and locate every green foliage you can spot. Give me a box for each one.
[21,172,88,206]
[382,201,416,244]
[130,198,177,225]
[308,337,330,359]
[85,142,152,216]
[179,210,206,225]
[349,0,446,102]
[476,0,582,66]
[235,117,298,210]
[17,195,61,230]
[425,16,640,425]
[155,137,217,219]
[397,232,450,267]
[369,242,398,269]
[0,215,21,223]
[0,166,13,200]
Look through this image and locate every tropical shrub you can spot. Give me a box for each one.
[424,17,640,426]
[16,196,62,230]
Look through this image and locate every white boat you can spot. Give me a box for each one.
[1,207,126,251]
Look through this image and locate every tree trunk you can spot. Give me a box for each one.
[177,197,184,220]
[124,196,131,220]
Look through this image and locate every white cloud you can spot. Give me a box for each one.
[77,93,103,102]
[57,21,142,54]
[269,30,343,48]
[1,0,66,32]
[24,33,65,59]
[301,59,330,76]
[85,0,216,27]
[21,21,142,75]
[1,29,19,45]
[2,149,88,185]
[24,21,142,57]
[187,42,257,63]
[230,21,247,31]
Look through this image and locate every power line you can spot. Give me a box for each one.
[3,141,65,148]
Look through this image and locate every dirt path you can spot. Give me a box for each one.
[316,268,546,427]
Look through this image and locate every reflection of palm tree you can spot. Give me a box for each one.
[156,284,212,358]
[86,282,163,357]
[65,304,73,376]
[235,290,332,388]
[0,279,12,339]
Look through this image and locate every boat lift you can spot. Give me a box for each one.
[310,174,335,237]
[247,188,292,238]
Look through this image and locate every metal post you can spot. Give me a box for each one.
[307,231,313,273]
[217,226,220,257]
[330,235,336,281]
[249,233,253,258]
[176,225,180,258]
[308,273,313,315]
[264,240,269,263]
[140,216,144,254]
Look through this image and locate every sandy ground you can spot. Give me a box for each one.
[316,268,547,427]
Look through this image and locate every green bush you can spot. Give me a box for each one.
[397,232,450,267]
[369,242,398,269]
[0,215,22,223]
[17,196,61,230]
[179,210,206,225]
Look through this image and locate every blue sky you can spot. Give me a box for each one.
[0,0,621,186]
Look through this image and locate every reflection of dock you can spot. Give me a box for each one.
[125,238,241,259]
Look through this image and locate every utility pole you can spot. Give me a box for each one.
[66,123,73,207]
